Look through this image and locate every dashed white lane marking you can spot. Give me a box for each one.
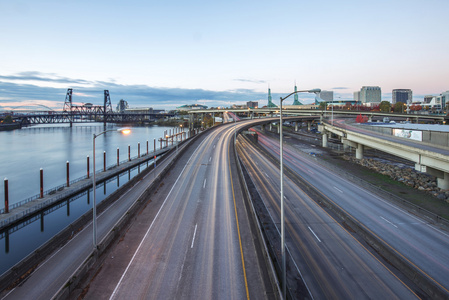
[333,186,343,193]
[191,224,198,248]
[308,226,321,243]
[380,216,398,228]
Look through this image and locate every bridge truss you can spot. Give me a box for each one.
[14,89,172,126]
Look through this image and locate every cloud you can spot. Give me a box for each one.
[234,78,267,84]
[332,87,350,90]
[0,71,326,109]
[0,72,273,109]
[0,71,92,85]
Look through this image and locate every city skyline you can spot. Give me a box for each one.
[1,0,448,109]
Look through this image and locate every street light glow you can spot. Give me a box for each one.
[118,128,131,135]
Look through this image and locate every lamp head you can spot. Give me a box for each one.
[308,88,321,94]
[118,128,131,135]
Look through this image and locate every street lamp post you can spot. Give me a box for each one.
[233,112,237,145]
[279,88,320,299]
[92,127,131,249]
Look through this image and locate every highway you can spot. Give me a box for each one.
[248,127,449,298]
[83,121,274,299]
[237,132,421,299]
[4,115,448,299]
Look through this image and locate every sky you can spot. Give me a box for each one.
[1,0,448,110]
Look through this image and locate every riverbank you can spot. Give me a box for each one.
[0,123,21,131]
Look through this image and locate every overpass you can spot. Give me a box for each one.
[192,108,449,189]
[319,120,449,189]
[188,107,447,124]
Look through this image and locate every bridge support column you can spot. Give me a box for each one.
[295,122,299,132]
[437,172,449,190]
[277,123,280,134]
[342,138,356,153]
[269,123,273,131]
[418,165,449,190]
[322,132,328,148]
[307,121,312,131]
[356,143,364,159]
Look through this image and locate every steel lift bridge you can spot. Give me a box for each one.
[13,89,170,127]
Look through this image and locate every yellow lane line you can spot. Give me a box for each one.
[228,134,250,300]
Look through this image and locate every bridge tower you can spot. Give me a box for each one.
[103,90,113,128]
[63,89,74,127]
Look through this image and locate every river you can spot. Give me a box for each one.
[0,123,175,274]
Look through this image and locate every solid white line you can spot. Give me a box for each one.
[380,216,398,228]
[203,179,207,188]
[264,172,269,178]
[109,142,202,300]
[191,224,198,248]
[333,186,343,193]
[308,226,321,243]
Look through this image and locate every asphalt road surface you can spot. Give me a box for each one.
[251,127,449,297]
[237,132,422,299]
[82,121,275,300]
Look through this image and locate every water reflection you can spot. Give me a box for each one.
[0,124,172,208]
[0,160,149,275]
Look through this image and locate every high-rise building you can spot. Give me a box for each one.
[319,91,334,101]
[354,91,360,103]
[360,86,381,103]
[392,89,412,104]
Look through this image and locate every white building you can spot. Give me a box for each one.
[420,91,449,110]
[360,86,381,103]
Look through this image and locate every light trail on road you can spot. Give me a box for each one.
[252,126,449,297]
[103,121,272,299]
[237,133,422,299]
